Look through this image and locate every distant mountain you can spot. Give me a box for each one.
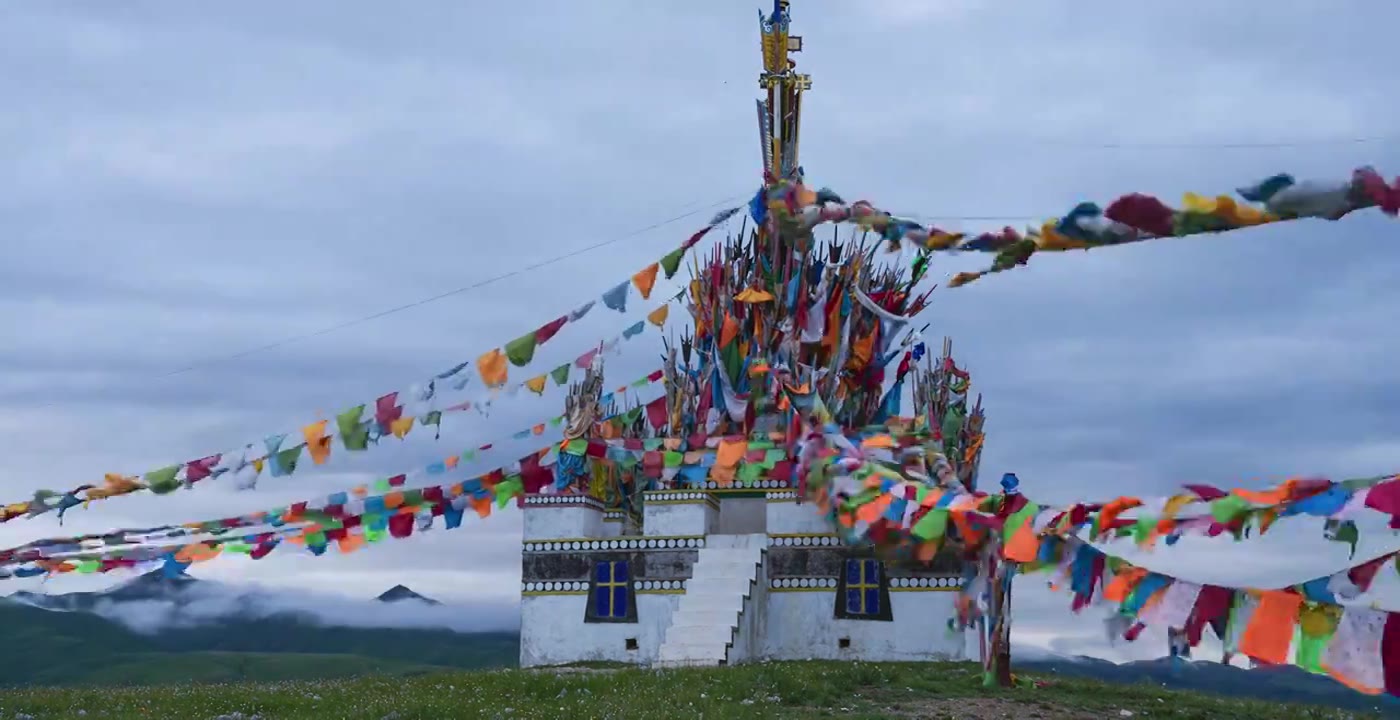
[10,568,198,613]
[376,585,440,605]
[0,573,517,687]
[1016,655,1396,715]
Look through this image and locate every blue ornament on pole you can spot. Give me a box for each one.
[1000,473,1021,495]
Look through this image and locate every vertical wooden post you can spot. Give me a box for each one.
[995,561,1015,687]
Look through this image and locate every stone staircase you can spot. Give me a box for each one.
[655,534,765,667]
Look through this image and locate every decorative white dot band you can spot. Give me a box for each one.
[770,577,837,590]
[634,579,687,592]
[521,579,688,594]
[521,495,607,510]
[642,491,718,507]
[523,536,705,553]
[889,577,961,590]
[766,491,798,501]
[521,581,589,594]
[765,534,840,547]
[699,479,791,490]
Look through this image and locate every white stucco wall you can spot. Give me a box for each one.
[728,550,768,663]
[522,504,603,541]
[766,499,833,535]
[519,593,681,667]
[761,591,965,661]
[716,497,767,534]
[642,500,717,537]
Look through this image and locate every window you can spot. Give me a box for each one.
[845,559,881,616]
[833,557,892,621]
[587,560,636,623]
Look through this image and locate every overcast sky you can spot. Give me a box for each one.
[2,0,1399,662]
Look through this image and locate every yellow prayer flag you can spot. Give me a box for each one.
[390,416,415,439]
[302,420,332,465]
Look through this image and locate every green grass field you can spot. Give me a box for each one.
[0,661,1380,719]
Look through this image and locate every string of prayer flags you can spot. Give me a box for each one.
[0,208,739,526]
[807,418,1400,559]
[1006,535,1400,698]
[760,166,1397,289]
[0,368,673,567]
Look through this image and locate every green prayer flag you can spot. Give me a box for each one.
[305,531,327,546]
[564,438,588,455]
[737,463,762,485]
[549,416,564,427]
[373,478,393,493]
[643,438,664,451]
[144,465,181,495]
[630,376,648,388]
[76,559,100,574]
[223,542,254,554]
[1132,515,1155,544]
[336,405,369,450]
[274,447,301,476]
[496,476,524,508]
[623,407,642,425]
[659,246,686,279]
[912,509,949,540]
[402,489,424,506]
[1325,519,1359,558]
[663,451,683,468]
[1003,502,1039,542]
[762,448,786,467]
[505,332,538,367]
[1210,495,1249,523]
[366,527,387,543]
[550,364,571,385]
[422,410,442,427]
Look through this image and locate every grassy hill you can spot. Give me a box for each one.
[0,661,1386,719]
[0,600,517,687]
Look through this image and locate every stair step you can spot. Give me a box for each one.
[658,642,728,661]
[704,534,767,549]
[686,560,756,577]
[655,535,765,667]
[669,609,739,627]
[664,624,736,646]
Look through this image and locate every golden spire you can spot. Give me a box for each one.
[758,0,810,180]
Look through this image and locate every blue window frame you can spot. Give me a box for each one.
[844,558,881,616]
[593,561,630,619]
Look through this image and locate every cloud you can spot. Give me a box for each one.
[87,578,518,635]
[1,0,1398,666]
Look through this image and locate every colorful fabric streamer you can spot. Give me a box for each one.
[758,166,1398,288]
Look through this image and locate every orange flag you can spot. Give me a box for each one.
[1240,591,1303,665]
[719,314,740,349]
[477,348,508,388]
[632,263,660,300]
[302,420,332,465]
